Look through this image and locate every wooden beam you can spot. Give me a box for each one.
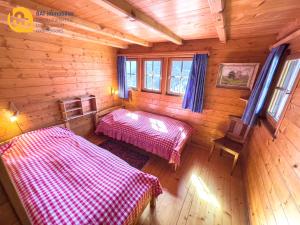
[0,0,151,47]
[277,18,300,41]
[89,0,183,45]
[271,29,300,49]
[0,13,127,49]
[208,0,225,13]
[215,13,227,43]
[208,0,227,43]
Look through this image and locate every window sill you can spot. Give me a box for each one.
[141,89,162,94]
[166,92,184,97]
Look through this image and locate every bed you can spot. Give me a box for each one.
[95,109,193,168]
[0,126,162,225]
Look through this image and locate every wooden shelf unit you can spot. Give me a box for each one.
[59,95,97,128]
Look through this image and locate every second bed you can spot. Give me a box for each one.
[96,108,193,168]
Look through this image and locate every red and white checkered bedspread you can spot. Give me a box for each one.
[95,109,193,166]
[0,127,162,225]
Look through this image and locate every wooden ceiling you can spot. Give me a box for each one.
[2,0,300,48]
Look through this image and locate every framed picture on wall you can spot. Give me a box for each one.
[216,63,259,90]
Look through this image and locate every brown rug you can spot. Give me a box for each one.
[99,139,150,170]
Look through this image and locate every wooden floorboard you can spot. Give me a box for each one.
[88,135,249,225]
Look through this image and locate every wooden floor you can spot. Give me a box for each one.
[89,135,249,225]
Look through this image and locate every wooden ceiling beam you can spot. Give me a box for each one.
[89,0,183,45]
[208,0,227,43]
[208,0,225,13]
[0,12,127,49]
[271,29,300,49]
[270,19,300,49]
[0,0,151,47]
[276,18,300,41]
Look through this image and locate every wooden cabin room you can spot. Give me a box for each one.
[0,0,300,224]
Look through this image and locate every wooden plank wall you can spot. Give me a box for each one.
[0,25,118,224]
[243,36,300,225]
[0,25,118,141]
[118,36,275,148]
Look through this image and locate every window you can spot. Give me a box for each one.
[267,58,300,128]
[143,59,162,92]
[168,58,192,95]
[126,59,138,89]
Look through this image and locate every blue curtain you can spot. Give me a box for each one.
[117,56,128,99]
[182,54,208,113]
[242,44,288,126]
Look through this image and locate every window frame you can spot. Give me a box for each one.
[126,58,138,90]
[265,53,300,135]
[142,58,163,93]
[167,57,193,96]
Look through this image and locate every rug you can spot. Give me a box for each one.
[99,139,150,170]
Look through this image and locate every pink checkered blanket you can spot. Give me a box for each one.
[0,126,162,225]
[96,109,193,166]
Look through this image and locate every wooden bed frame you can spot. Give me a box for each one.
[0,123,156,225]
[94,105,124,125]
[131,197,156,225]
[0,154,31,225]
[0,123,67,225]
[95,105,192,171]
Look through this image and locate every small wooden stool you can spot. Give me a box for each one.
[208,116,250,175]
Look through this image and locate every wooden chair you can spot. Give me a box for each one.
[208,116,251,175]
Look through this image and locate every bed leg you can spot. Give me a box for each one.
[150,197,156,209]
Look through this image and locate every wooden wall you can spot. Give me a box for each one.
[243,36,300,225]
[0,25,118,141]
[0,25,118,224]
[119,36,275,148]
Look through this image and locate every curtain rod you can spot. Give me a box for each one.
[117,50,210,57]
